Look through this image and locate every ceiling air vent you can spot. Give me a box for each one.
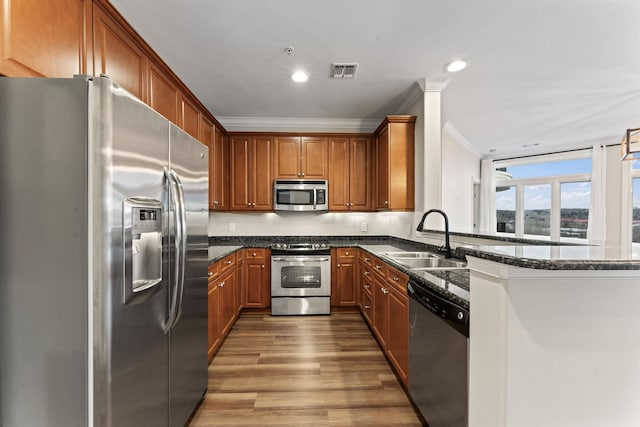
[330,63,358,79]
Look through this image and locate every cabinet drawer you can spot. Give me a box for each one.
[372,257,387,277]
[337,247,356,259]
[387,266,408,294]
[208,262,221,285]
[220,253,236,274]
[244,248,268,260]
[361,291,373,324]
[359,250,373,265]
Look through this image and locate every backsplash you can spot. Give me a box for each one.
[208,211,418,238]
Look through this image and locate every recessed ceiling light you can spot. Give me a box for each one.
[291,71,308,82]
[446,60,468,72]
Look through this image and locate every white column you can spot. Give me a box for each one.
[418,78,449,228]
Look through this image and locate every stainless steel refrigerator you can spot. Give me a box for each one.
[0,76,209,427]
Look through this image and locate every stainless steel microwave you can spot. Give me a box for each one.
[273,179,328,212]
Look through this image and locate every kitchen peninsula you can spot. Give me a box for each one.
[210,234,640,427]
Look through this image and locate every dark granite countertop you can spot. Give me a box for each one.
[208,245,242,264]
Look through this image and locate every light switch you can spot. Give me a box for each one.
[229,222,236,232]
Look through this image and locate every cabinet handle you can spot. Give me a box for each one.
[393,276,399,281]
[364,305,371,309]
[375,265,382,270]
[364,284,370,289]
[261,265,265,269]
[381,288,389,295]
[252,252,257,257]
[365,257,370,261]
[213,200,219,205]
[337,264,341,268]
[384,200,389,204]
[220,281,225,288]
[300,172,305,177]
[345,251,350,256]
[247,203,251,206]
[364,271,370,276]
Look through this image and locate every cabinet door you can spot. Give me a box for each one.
[149,63,179,124]
[372,275,389,348]
[387,286,409,387]
[229,135,252,210]
[212,125,229,210]
[252,136,273,210]
[207,281,221,363]
[179,95,200,139]
[201,116,215,210]
[328,137,350,211]
[331,248,357,306]
[375,128,390,210]
[349,137,372,211]
[273,136,300,178]
[93,3,147,100]
[0,0,89,77]
[388,121,415,211]
[243,258,268,308]
[219,270,236,337]
[301,136,328,178]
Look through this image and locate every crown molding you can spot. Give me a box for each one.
[393,81,425,114]
[418,77,450,92]
[216,116,383,133]
[443,121,481,157]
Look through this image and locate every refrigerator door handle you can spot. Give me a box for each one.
[163,169,184,332]
[171,170,187,327]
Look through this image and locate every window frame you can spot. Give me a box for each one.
[494,150,592,241]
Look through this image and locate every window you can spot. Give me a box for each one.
[494,153,592,241]
[632,160,640,244]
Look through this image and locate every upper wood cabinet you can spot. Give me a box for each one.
[374,116,416,211]
[203,118,229,211]
[93,2,147,101]
[328,137,372,211]
[274,136,328,179]
[230,135,273,211]
[0,0,89,77]
[148,63,179,125]
[180,95,200,140]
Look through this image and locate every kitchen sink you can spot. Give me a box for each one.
[379,251,467,270]
[379,251,438,258]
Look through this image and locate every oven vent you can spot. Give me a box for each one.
[330,63,358,79]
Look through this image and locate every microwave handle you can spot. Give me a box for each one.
[313,188,317,210]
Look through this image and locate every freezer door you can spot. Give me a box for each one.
[91,77,171,427]
[168,124,209,427]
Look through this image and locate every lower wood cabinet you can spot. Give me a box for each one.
[207,252,238,363]
[331,247,357,307]
[358,249,409,387]
[242,248,271,308]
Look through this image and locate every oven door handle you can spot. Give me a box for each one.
[271,257,331,263]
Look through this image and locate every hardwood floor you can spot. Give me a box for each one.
[189,313,423,426]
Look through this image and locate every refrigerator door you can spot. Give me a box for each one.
[91,77,171,427]
[168,124,209,427]
[0,77,91,427]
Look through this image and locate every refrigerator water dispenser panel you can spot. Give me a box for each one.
[123,197,163,304]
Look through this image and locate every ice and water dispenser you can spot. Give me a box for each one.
[123,197,163,304]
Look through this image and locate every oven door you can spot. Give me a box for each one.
[271,255,331,297]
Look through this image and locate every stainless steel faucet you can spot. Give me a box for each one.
[416,209,452,259]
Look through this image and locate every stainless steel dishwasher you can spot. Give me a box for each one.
[408,280,469,427]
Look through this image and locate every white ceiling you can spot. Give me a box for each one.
[110,0,640,158]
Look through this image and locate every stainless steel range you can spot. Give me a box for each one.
[271,243,331,315]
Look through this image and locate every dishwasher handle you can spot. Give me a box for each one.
[408,280,469,337]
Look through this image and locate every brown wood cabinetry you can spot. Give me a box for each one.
[331,248,357,307]
[93,2,148,100]
[180,95,200,139]
[357,250,409,387]
[230,136,273,210]
[242,248,271,308]
[374,116,416,211]
[207,252,238,363]
[0,0,89,77]
[274,136,328,179]
[203,118,229,211]
[148,63,179,125]
[328,137,372,211]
